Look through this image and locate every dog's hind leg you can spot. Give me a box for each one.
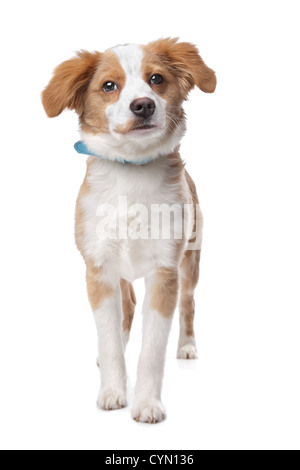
[120,279,137,349]
[177,170,202,359]
[177,248,200,359]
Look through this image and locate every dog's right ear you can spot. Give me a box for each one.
[42,51,101,118]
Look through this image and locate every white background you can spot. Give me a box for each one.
[0,0,299,450]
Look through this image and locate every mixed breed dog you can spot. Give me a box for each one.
[42,38,216,423]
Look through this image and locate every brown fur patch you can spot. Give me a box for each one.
[120,279,137,333]
[80,51,126,134]
[163,153,198,264]
[185,169,201,239]
[151,268,179,318]
[180,249,201,337]
[165,148,186,185]
[42,49,127,135]
[42,51,102,117]
[142,45,186,135]
[143,38,216,97]
[86,262,114,311]
[179,170,201,336]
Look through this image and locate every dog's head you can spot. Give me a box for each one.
[42,38,216,162]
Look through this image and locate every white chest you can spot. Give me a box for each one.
[78,157,193,282]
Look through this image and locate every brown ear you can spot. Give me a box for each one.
[42,50,101,117]
[148,38,216,96]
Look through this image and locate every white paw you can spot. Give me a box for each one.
[132,399,166,424]
[177,344,198,359]
[97,388,127,411]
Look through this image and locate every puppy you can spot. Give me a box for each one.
[42,38,216,423]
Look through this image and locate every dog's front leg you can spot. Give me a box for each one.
[132,268,178,423]
[86,262,127,410]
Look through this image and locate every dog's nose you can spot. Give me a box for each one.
[130,98,156,119]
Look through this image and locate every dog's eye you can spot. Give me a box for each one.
[150,74,164,85]
[103,82,118,93]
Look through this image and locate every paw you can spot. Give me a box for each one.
[97,388,127,411]
[177,344,198,360]
[132,399,166,424]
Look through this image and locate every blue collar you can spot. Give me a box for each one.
[74,141,153,166]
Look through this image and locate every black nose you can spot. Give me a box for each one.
[130,98,156,119]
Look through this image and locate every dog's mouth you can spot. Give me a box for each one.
[131,123,157,132]
[114,121,158,135]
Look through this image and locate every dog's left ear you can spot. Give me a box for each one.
[149,38,216,96]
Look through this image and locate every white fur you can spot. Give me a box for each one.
[108,44,165,130]
[80,124,185,163]
[79,157,193,282]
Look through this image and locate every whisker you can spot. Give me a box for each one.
[165,110,184,131]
